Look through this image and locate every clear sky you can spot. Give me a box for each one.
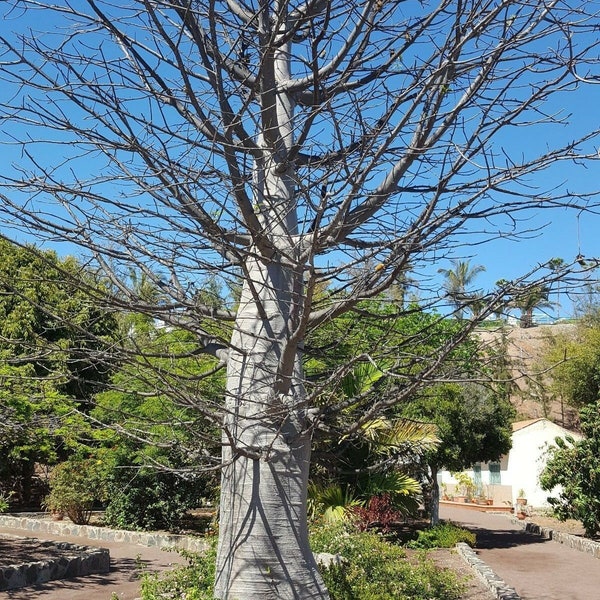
[0,2,599,321]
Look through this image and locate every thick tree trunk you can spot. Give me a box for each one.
[214,259,329,599]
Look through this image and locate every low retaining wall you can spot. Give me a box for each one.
[515,519,600,559]
[440,500,513,513]
[0,514,208,553]
[456,542,521,600]
[0,534,110,591]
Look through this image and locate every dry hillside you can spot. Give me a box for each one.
[476,323,579,429]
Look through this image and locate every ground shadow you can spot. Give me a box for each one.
[466,525,550,550]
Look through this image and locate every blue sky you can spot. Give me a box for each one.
[0,2,599,320]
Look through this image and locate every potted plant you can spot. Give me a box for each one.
[515,504,529,520]
[441,483,450,501]
[43,458,106,525]
[515,488,529,519]
[516,488,527,506]
[452,472,475,503]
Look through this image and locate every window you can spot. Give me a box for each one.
[489,462,501,485]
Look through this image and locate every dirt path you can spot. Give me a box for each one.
[0,525,186,600]
[442,505,600,600]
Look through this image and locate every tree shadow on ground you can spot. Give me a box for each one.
[467,526,550,550]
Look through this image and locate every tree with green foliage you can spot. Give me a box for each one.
[541,313,600,411]
[0,240,117,402]
[2,1,600,597]
[90,321,222,531]
[438,260,486,320]
[308,301,512,525]
[0,240,117,503]
[513,284,553,328]
[540,402,600,537]
[403,381,514,523]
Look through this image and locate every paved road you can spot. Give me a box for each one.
[441,505,600,600]
[0,524,186,600]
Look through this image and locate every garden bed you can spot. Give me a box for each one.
[0,533,109,591]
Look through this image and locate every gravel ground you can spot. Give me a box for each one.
[525,511,587,537]
[429,547,497,600]
[0,534,73,567]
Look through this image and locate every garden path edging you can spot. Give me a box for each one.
[0,514,209,553]
[512,518,600,559]
[456,542,521,600]
[0,533,110,591]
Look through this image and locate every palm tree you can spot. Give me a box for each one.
[548,258,565,319]
[308,417,438,523]
[513,284,552,328]
[309,362,439,523]
[438,260,486,320]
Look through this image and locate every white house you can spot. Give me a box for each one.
[440,418,582,507]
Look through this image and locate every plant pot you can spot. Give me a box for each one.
[486,499,494,506]
[516,498,527,506]
[51,510,65,521]
[516,512,526,520]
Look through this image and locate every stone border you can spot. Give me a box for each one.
[0,514,209,553]
[0,533,110,591]
[456,543,521,600]
[513,518,600,559]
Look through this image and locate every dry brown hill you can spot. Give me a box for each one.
[476,323,579,429]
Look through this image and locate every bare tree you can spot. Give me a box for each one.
[1,1,600,597]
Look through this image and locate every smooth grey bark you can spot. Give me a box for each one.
[215,257,328,599]
[214,19,328,591]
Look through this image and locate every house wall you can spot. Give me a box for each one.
[439,419,582,508]
[440,458,512,506]
[507,419,580,507]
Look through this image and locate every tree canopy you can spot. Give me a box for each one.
[0,240,118,503]
[1,1,600,597]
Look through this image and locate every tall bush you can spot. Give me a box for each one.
[43,458,106,524]
[104,467,215,532]
[540,402,600,537]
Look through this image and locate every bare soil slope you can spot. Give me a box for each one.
[477,323,579,429]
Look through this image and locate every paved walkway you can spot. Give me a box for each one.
[441,505,600,600]
[3,509,600,599]
[0,524,187,599]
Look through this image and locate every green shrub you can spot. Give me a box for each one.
[141,543,217,600]
[310,521,466,599]
[103,468,211,532]
[141,522,466,600]
[0,491,13,513]
[43,459,106,524]
[406,521,476,549]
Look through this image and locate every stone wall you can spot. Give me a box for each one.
[0,535,110,591]
[0,514,209,553]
